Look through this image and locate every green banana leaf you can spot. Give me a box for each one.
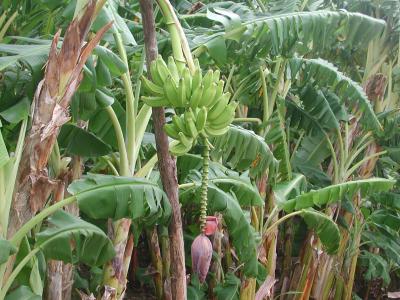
[283,178,396,212]
[58,123,112,158]
[300,208,340,254]
[36,210,115,266]
[186,169,263,206]
[289,58,380,130]
[194,10,385,63]
[5,286,41,300]
[68,174,172,226]
[0,237,17,264]
[210,125,278,178]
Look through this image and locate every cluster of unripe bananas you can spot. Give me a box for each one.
[141,55,237,156]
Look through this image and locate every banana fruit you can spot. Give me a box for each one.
[142,55,237,155]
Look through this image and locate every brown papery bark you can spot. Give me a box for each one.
[7,1,111,239]
[139,0,187,299]
[5,0,111,281]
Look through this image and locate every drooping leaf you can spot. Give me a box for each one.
[68,174,172,226]
[195,10,385,61]
[265,108,291,181]
[92,0,136,46]
[359,251,391,286]
[283,178,396,212]
[300,208,340,254]
[0,97,30,123]
[289,58,380,130]
[186,169,263,206]
[36,210,115,266]
[292,133,331,168]
[273,173,307,206]
[363,230,400,266]
[58,123,112,158]
[210,125,278,178]
[92,46,128,77]
[369,192,400,210]
[0,238,17,264]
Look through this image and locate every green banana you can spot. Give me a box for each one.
[164,123,180,140]
[141,96,169,107]
[196,107,208,132]
[150,61,164,86]
[184,110,198,138]
[213,69,221,82]
[156,55,171,82]
[190,84,204,108]
[208,80,224,107]
[141,75,164,95]
[164,75,179,106]
[199,82,217,107]
[208,102,237,129]
[178,78,187,107]
[182,68,192,99]
[172,115,190,136]
[207,92,231,121]
[168,56,180,83]
[202,70,214,91]
[192,67,202,90]
[170,141,191,156]
[204,125,230,137]
[178,132,193,148]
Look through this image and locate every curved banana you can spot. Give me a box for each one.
[182,68,192,99]
[170,141,191,156]
[178,132,193,148]
[199,82,217,107]
[192,67,202,90]
[213,69,221,82]
[196,107,208,132]
[208,102,237,129]
[141,96,170,107]
[204,125,230,137]
[184,110,198,138]
[156,55,171,82]
[150,61,164,86]
[168,56,180,83]
[141,75,164,95]
[164,75,179,107]
[208,80,224,107]
[207,92,231,121]
[202,70,214,91]
[190,84,204,109]
[164,123,180,140]
[178,78,187,107]
[172,115,190,136]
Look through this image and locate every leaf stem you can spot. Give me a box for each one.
[344,150,387,179]
[105,106,130,176]
[9,196,76,247]
[114,32,136,174]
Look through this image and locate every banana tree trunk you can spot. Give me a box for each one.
[45,177,66,300]
[5,1,110,281]
[139,1,186,299]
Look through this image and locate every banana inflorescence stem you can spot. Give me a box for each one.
[200,135,210,233]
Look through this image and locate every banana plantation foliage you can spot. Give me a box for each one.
[0,0,400,299]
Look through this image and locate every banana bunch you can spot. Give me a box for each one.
[141,56,233,111]
[165,107,207,156]
[141,55,238,155]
